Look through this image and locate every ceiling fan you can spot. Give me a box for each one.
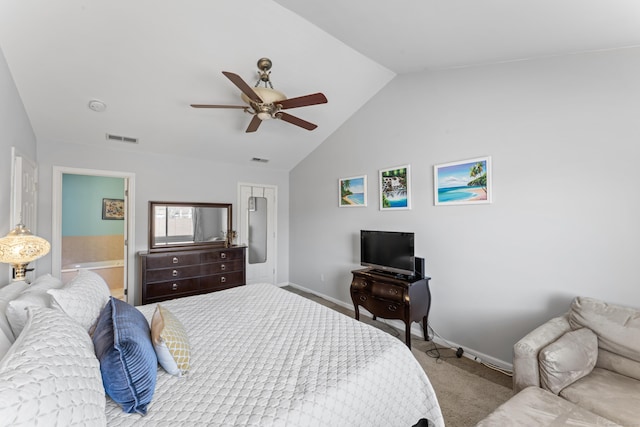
[191,58,328,133]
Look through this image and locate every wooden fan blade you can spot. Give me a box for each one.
[245,115,262,133]
[222,71,263,103]
[190,104,247,109]
[276,112,318,131]
[276,93,327,110]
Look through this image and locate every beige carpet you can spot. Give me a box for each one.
[411,345,513,426]
[284,286,514,426]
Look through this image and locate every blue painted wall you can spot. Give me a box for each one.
[62,174,125,236]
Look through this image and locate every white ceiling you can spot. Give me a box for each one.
[1,0,639,170]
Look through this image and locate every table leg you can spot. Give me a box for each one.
[422,316,429,341]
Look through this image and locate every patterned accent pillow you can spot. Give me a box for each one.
[151,304,190,376]
[48,270,111,332]
[0,306,106,426]
[92,297,157,415]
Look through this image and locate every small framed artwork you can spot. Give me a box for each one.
[102,198,125,220]
[338,175,367,207]
[379,165,411,210]
[434,156,492,206]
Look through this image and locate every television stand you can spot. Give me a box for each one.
[350,268,431,349]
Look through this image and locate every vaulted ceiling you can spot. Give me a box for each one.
[1,1,639,170]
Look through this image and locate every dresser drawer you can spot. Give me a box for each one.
[354,292,406,320]
[351,276,369,291]
[200,271,245,290]
[201,259,244,275]
[371,282,405,302]
[201,248,244,263]
[145,278,200,299]
[144,265,202,283]
[145,252,201,269]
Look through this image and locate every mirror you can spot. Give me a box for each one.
[149,201,232,252]
[248,196,267,264]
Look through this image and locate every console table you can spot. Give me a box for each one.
[350,268,431,348]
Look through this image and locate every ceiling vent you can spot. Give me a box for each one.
[106,133,139,144]
[251,157,269,163]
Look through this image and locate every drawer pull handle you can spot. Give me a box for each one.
[172,283,178,291]
[221,264,226,270]
[220,253,227,259]
[359,295,367,302]
[172,270,178,277]
[220,276,226,283]
[172,257,179,264]
[388,304,398,312]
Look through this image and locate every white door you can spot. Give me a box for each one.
[238,184,276,284]
[10,148,39,281]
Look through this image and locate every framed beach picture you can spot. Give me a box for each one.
[434,156,492,206]
[339,175,367,207]
[379,165,411,210]
[102,198,125,219]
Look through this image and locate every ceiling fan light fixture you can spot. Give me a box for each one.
[241,87,286,105]
[257,111,272,120]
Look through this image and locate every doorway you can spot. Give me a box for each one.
[238,184,276,284]
[52,167,135,303]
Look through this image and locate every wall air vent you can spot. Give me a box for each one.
[251,157,269,163]
[106,133,139,144]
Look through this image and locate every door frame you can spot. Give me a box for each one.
[52,166,135,303]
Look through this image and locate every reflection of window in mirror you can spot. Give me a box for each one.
[154,206,195,245]
[248,197,267,264]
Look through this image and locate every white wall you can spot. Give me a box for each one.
[36,140,290,304]
[0,47,37,281]
[289,47,640,366]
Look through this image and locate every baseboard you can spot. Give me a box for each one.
[285,281,513,372]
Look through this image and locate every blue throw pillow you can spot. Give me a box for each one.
[92,297,157,415]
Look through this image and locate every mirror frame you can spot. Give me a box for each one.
[148,201,232,252]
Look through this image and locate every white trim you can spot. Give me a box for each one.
[52,166,135,304]
[286,280,513,372]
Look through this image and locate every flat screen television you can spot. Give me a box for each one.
[360,230,415,276]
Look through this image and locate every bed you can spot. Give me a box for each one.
[0,272,443,427]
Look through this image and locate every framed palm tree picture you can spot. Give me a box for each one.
[434,156,492,205]
[338,175,367,207]
[379,165,411,210]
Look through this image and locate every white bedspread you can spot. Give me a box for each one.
[105,283,443,426]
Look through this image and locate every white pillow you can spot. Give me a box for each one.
[0,306,106,425]
[48,270,111,332]
[0,280,28,345]
[6,276,64,338]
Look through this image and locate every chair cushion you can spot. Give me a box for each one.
[538,328,598,394]
[569,297,640,363]
[560,367,640,426]
[477,386,619,426]
[92,297,157,415]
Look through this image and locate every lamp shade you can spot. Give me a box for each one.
[0,224,50,264]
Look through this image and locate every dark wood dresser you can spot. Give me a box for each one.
[350,268,431,348]
[139,246,246,305]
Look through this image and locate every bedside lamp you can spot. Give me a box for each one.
[0,223,50,281]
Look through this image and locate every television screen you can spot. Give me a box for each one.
[360,230,415,276]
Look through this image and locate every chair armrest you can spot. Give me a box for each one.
[513,314,571,393]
